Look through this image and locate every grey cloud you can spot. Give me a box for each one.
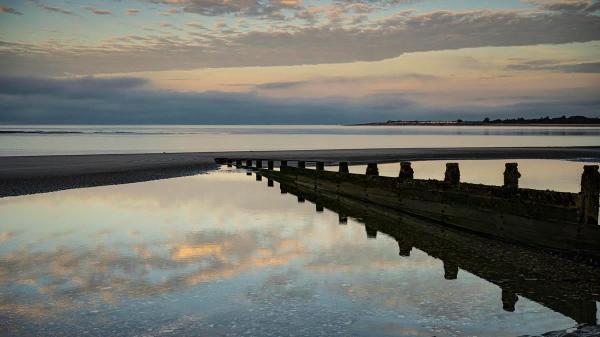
[507,60,600,73]
[2,9,600,76]
[0,5,23,15]
[28,0,73,15]
[83,6,112,15]
[0,75,598,124]
[152,0,299,18]
[527,0,600,12]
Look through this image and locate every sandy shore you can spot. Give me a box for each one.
[1,146,599,197]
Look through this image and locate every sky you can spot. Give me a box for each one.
[0,0,599,124]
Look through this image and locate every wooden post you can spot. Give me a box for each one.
[280,160,288,168]
[298,161,306,169]
[444,163,460,186]
[339,162,349,173]
[338,214,348,224]
[579,165,599,225]
[215,158,226,164]
[245,159,252,168]
[366,163,379,176]
[397,239,412,257]
[503,163,521,190]
[365,226,377,238]
[316,204,324,212]
[443,260,458,280]
[501,288,518,312]
[267,160,274,170]
[399,161,414,181]
[255,174,262,181]
[226,159,232,167]
[268,178,274,187]
[316,161,325,171]
[297,195,305,203]
[255,159,262,169]
[235,159,242,167]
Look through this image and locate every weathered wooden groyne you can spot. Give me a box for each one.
[261,178,600,325]
[216,158,600,260]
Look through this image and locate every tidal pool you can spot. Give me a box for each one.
[1,162,598,337]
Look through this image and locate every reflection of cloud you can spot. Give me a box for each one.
[0,231,15,242]
[0,224,305,322]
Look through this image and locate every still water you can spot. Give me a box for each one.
[1,125,600,156]
[1,161,598,337]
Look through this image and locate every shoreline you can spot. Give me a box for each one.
[2,146,600,197]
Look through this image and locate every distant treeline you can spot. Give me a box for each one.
[356,115,600,126]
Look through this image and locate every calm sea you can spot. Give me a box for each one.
[1,125,600,156]
[2,163,598,337]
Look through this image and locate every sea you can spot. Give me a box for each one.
[1,124,600,156]
[1,125,599,337]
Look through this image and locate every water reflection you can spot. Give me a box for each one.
[0,167,597,336]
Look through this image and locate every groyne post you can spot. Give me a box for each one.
[501,288,518,312]
[316,204,324,212]
[339,162,349,173]
[245,159,252,168]
[316,162,325,171]
[399,161,414,182]
[579,165,600,225]
[298,161,306,169]
[256,174,262,181]
[255,159,263,169]
[443,261,458,280]
[226,159,232,167]
[235,159,242,167]
[444,163,460,186]
[338,214,348,224]
[503,163,521,191]
[268,178,274,187]
[280,160,288,168]
[366,163,379,176]
[365,226,377,238]
[267,160,274,170]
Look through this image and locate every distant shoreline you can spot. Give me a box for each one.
[350,123,600,127]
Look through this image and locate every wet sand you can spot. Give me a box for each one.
[1,146,599,197]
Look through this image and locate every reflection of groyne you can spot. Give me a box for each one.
[216,158,600,260]
[263,174,600,325]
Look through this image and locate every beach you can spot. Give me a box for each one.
[2,146,600,197]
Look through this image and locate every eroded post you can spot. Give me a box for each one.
[267,160,274,170]
[444,163,460,186]
[298,161,306,169]
[268,178,274,187]
[316,161,325,171]
[501,288,518,312]
[579,165,600,225]
[280,160,288,168]
[226,159,232,167]
[339,162,349,173]
[255,174,262,181]
[316,204,324,212]
[338,214,348,225]
[366,163,379,176]
[503,163,521,191]
[245,159,252,168]
[399,161,414,182]
[443,260,458,280]
[255,159,262,169]
[365,226,377,239]
[235,159,242,167]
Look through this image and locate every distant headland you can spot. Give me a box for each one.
[353,115,600,126]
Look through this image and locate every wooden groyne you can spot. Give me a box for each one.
[216,158,600,259]
[263,178,600,324]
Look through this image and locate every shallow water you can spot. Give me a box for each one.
[0,162,598,337]
[1,125,600,156]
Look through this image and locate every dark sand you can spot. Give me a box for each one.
[1,146,599,197]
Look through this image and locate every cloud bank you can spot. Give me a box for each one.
[1,76,598,124]
[2,8,600,75]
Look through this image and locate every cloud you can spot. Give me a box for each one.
[1,8,600,75]
[152,0,300,18]
[507,60,600,73]
[0,5,22,15]
[0,75,598,124]
[29,0,73,15]
[83,6,112,15]
[127,8,141,16]
[527,0,600,12]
